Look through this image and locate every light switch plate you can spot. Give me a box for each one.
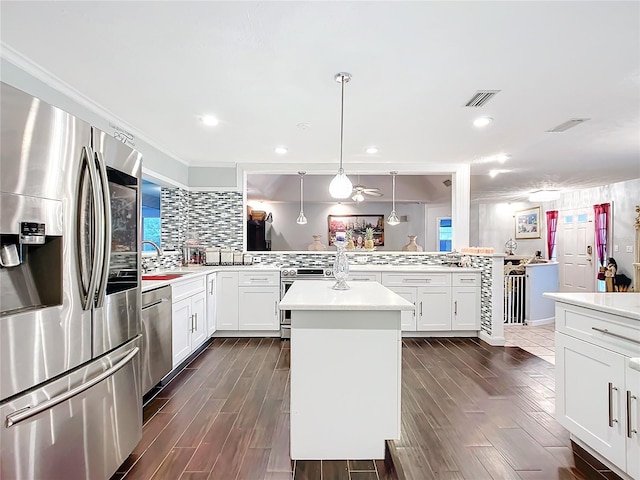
[626,246,633,253]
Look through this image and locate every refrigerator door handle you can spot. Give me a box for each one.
[78,146,102,311]
[5,346,139,428]
[94,151,111,308]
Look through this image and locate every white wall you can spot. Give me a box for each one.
[478,202,546,256]
[255,202,429,251]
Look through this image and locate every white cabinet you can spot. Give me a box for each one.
[216,270,280,332]
[349,272,382,283]
[556,332,627,470]
[386,286,416,331]
[417,287,452,330]
[382,271,480,333]
[554,301,640,478]
[206,273,216,337]
[171,277,207,368]
[238,286,279,330]
[216,271,239,330]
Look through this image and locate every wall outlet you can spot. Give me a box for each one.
[614,245,619,252]
[626,245,633,253]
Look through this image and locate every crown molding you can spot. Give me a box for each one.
[1,42,189,167]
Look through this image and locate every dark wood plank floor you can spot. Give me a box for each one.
[112,336,599,480]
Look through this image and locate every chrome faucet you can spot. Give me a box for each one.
[141,240,163,257]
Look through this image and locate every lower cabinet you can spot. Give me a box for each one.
[386,286,416,331]
[417,287,452,330]
[382,271,480,332]
[216,270,280,332]
[216,271,239,330]
[206,273,216,337]
[238,286,279,330]
[171,286,206,368]
[555,302,640,479]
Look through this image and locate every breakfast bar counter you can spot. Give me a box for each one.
[279,280,413,460]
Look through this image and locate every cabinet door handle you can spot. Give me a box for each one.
[352,277,371,281]
[274,300,278,317]
[609,382,618,427]
[419,301,423,316]
[459,278,476,283]
[628,390,638,438]
[209,281,214,295]
[454,300,458,316]
[592,327,640,345]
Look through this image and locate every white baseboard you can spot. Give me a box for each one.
[213,331,280,338]
[526,316,555,327]
[479,331,506,346]
[401,331,477,338]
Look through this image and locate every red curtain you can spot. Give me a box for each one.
[546,210,559,260]
[593,203,610,267]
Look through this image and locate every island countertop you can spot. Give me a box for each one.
[543,292,640,321]
[279,280,414,311]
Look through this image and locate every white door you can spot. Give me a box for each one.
[452,286,480,330]
[216,272,239,330]
[206,274,216,337]
[386,286,416,331]
[172,297,192,367]
[190,291,207,349]
[417,287,452,331]
[558,208,595,292]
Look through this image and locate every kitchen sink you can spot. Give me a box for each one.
[142,273,188,281]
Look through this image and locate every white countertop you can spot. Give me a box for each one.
[543,292,640,321]
[279,280,414,311]
[349,264,479,273]
[141,265,280,292]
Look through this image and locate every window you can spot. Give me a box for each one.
[437,217,452,252]
[141,179,161,252]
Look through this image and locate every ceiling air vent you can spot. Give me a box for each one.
[464,90,501,107]
[546,118,590,133]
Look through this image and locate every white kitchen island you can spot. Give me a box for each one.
[544,292,640,480]
[279,280,414,460]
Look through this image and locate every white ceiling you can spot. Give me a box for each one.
[1,1,639,203]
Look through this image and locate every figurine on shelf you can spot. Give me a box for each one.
[364,228,374,250]
[345,229,355,250]
[605,257,617,292]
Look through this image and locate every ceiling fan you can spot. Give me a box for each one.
[351,184,383,202]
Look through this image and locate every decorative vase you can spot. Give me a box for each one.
[402,235,423,252]
[332,240,350,290]
[307,234,327,251]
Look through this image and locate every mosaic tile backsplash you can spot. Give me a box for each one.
[152,187,496,336]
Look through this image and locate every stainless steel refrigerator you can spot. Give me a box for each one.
[0,82,143,480]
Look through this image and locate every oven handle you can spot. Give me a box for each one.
[5,347,139,428]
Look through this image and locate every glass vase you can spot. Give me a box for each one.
[332,240,350,290]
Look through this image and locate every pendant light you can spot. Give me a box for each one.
[296,171,308,224]
[329,72,353,199]
[387,171,400,226]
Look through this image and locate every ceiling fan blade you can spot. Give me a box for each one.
[363,189,383,196]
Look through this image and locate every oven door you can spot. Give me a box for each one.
[280,280,294,338]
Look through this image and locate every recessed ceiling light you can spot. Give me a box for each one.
[365,146,379,154]
[274,146,288,154]
[201,115,219,126]
[495,153,510,163]
[473,116,493,128]
[489,169,499,178]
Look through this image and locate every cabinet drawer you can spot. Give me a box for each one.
[172,276,206,301]
[238,271,279,286]
[556,303,640,357]
[349,272,381,282]
[453,272,481,287]
[382,272,451,287]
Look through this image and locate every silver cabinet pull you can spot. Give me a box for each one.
[592,327,640,345]
[209,281,215,295]
[419,301,423,316]
[404,278,431,283]
[454,300,458,316]
[352,277,371,281]
[190,314,195,332]
[609,382,618,427]
[194,312,198,331]
[6,346,139,428]
[274,300,278,317]
[459,278,476,283]
[628,390,638,438]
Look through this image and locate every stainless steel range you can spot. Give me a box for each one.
[280,267,333,338]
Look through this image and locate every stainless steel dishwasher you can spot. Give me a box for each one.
[141,286,172,395]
